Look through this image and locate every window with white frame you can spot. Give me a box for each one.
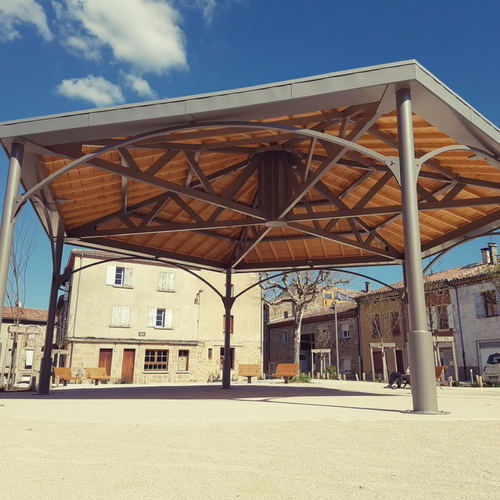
[158,272,175,292]
[106,266,133,287]
[482,291,498,317]
[427,304,455,330]
[148,308,173,329]
[111,306,131,327]
[341,323,350,339]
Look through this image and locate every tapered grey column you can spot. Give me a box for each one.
[0,142,24,321]
[222,269,233,389]
[396,87,439,413]
[38,235,64,395]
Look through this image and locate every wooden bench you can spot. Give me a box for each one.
[272,363,299,384]
[85,367,111,385]
[53,367,81,386]
[238,364,261,383]
[403,366,448,388]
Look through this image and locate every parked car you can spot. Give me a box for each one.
[483,353,500,385]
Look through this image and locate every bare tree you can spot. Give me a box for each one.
[4,218,37,324]
[2,218,37,388]
[260,270,352,365]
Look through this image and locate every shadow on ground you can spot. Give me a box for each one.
[0,382,396,401]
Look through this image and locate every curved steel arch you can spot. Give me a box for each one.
[17,120,390,208]
[417,144,500,167]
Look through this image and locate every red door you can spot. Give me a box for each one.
[121,349,135,383]
[98,349,113,376]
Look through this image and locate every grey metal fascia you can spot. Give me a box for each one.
[0,60,419,145]
[411,64,500,154]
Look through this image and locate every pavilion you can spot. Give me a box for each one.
[2,60,500,413]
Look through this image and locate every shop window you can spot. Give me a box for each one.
[144,350,169,371]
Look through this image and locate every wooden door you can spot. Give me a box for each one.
[98,348,113,376]
[121,349,135,383]
[373,351,383,373]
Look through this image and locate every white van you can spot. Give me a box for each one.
[483,353,500,386]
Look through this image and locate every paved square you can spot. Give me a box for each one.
[1,380,498,499]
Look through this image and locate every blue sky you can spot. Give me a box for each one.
[2,0,500,308]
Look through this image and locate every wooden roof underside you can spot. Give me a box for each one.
[3,61,500,273]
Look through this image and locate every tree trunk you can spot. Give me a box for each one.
[292,308,304,365]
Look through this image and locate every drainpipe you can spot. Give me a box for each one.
[453,286,467,379]
[71,251,84,340]
[356,301,363,378]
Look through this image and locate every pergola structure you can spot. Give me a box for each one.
[2,60,500,412]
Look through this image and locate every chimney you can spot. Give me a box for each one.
[481,248,491,265]
[488,242,498,264]
[365,281,371,292]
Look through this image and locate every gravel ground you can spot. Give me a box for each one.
[1,380,498,500]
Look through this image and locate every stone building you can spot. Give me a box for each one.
[446,246,500,379]
[0,307,47,388]
[267,301,360,377]
[57,249,262,384]
[356,244,500,382]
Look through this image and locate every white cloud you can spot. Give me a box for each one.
[0,0,52,41]
[121,73,158,100]
[65,34,101,61]
[56,75,125,106]
[53,0,188,74]
[196,0,217,25]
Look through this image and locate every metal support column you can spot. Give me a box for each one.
[38,235,64,395]
[222,269,234,389]
[396,87,439,413]
[0,142,24,324]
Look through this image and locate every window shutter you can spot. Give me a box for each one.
[121,306,130,327]
[165,309,173,329]
[111,305,121,326]
[167,273,175,291]
[148,308,156,327]
[106,266,116,285]
[159,272,175,291]
[159,273,167,290]
[124,268,133,287]
[475,293,485,318]
[447,304,455,329]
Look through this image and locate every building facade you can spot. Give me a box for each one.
[356,290,407,381]
[58,250,262,384]
[267,301,360,378]
[448,261,500,380]
[356,245,500,382]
